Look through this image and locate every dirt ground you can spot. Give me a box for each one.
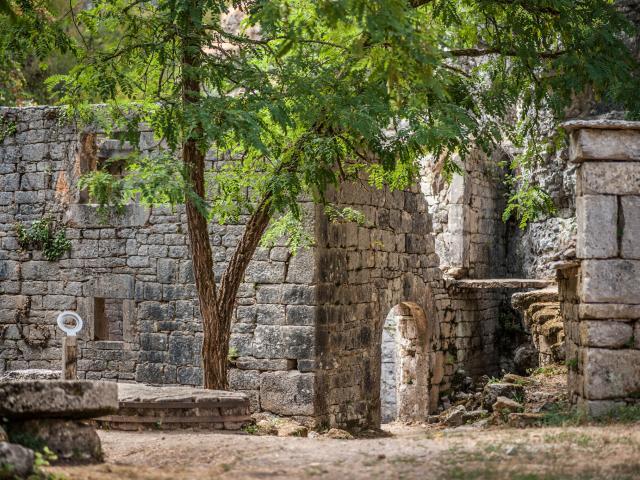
[47,422,640,480]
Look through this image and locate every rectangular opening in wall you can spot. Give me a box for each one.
[93,297,124,341]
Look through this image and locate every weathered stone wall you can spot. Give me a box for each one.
[561,120,640,415]
[0,106,316,421]
[0,106,521,428]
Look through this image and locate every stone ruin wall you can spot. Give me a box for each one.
[560,121,640,415]
[0,106,318,419]
[0,106,549,428]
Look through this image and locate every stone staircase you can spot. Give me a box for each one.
[512,287,565,366]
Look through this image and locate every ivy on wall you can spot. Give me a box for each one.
[15,215,71,261]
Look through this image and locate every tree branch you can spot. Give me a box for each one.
[447,47,566,59]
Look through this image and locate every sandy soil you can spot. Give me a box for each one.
[48,423,640,480]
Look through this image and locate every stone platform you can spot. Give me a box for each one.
[95,383,251,431]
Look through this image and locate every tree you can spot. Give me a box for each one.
[42,0,639,389]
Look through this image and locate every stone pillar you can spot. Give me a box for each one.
[562,120,640,415]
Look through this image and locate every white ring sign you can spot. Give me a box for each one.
[56,311,83,336]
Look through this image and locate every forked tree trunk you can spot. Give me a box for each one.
[181,2,272,389]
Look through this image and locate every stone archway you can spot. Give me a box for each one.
[380,302,430,423]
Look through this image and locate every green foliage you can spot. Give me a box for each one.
[7,0,640,240]
[0,115,17,142]
[0,0,76,105]
[502,181,557,229]
[543,402,640,427]
[15,215,71,261]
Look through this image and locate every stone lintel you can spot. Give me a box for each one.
[563,120,640,163]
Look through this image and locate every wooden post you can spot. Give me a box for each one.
[63,336,78,380]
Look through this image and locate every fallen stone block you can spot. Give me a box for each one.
[482,383,525,411]
[462,409,488,424]
[0,442,34,479]
[0,381,118,420]
[440,405,466,427]
[492,397,524,414]
[507,413,544,428]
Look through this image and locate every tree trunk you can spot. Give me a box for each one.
[181,1,229,390]
[180,2,274,389]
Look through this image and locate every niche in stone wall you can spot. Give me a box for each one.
[380,303,430,424]
[93,297,124,341]
[78,274,135,343]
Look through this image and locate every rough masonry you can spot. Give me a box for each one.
[0,106,558,428]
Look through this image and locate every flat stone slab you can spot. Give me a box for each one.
[0,381,118,420]
[117,382,249,406]
[450,278,555,290]
[96,383,251,431]
[0,369,61,381]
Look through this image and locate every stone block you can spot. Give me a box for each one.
[252,325,315,359]
[577,162,640,195]
[259,371,315,416]
[135,363,165,384]
[285,305,316,326]
[579,303,640,319]
[157,258,177,284]
[579,321,633,348]
[581,259,640,303]
[7,419,102,463]
[621,196,640,259]
[583,348,640,399]
[256,304,285,325]
[0,381,118,419]
[177,367,202,385]
[569,127,640,162]
[576,195,618,258]
[234,357,291,371]
[91,274,134,299]
[286,250,315,284]
[228,369,260,390]
[244,261,285,284]
[0,442,34,477]
[168,335,199,366]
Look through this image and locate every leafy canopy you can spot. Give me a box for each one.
[36,0,640,233]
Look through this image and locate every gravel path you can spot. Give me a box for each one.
[48,423,640,479]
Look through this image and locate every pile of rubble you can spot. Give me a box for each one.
[0,380,117,477]
[432,369,567,430]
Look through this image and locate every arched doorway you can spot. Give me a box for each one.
[380,302,430,423]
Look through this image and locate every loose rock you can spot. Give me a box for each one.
[440,405,466,427]
[276,422,308,437]
[324,428,353,440]
[462,409,488,424]
[482,383,525,410]
[0,442,34,479]
[508,413,544,428]
[492,396,524,414]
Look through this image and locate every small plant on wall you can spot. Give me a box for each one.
[15,215,71,261]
